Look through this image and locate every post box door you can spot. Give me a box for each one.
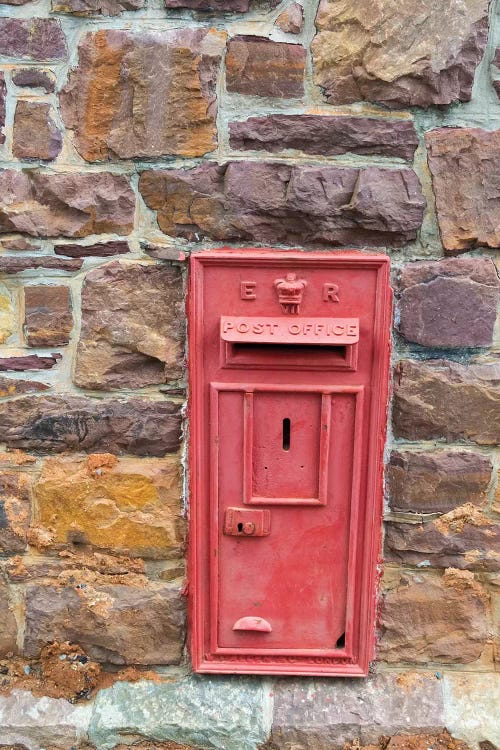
[189,250,392,676]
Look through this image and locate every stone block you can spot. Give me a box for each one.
[0,471,31,555]
[226,36,306,97]
[312,0,489,107]
[0,73,5,145]
[24,285,73,347]
[443,674,500,749]
[378,569,488,664]
[61,28,225,161]
[0,579,18,656]
[393,360,500,445]
[397,258,500,348]
[0,378,49,398]
[11,69,55,92]
[0,258,83,273]
[229,114,419,159]
[165,0,248,9]
[52,0,143,15]
[0,355,61,371]
[74,261,184,390]
[34,454,184,559]
[387,450,492,514]
[0,395,181,456]
[0,283,14,344]
[0,171,135,238]
[0,689,92,748]
[275,4,304,34]
[270,673,444,749]
[88,676,272,750]
[12,101,62,162]
[385,506,500,571]
[426,128,500,253]
[0,19,67,61]
[54,241,129,257]
[24,582,185,664]
[139,162,425,247]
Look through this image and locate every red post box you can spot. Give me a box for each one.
[189,250,392,676]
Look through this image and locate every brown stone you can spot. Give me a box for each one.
[13,101,62,161]
[385,505,500,571]
[0,395,181,456]
[139,162,425,247]
[0,73,5,146]
[0,257,83,273]
[0,471,31,555]
[0,283,13,344]
[74,262,184,390]
[393,360,500,445]
[494,471,500,515]
[165,0,248,9]
[24,581,185,664]
[61,28,225,161]
[378,569,488,664]
[312,0,489,107]
[0,19,67,61]
[0,171,135,238]
[34,454,185,559]
[386,733,470,750]
[0,378,49,398]
[387,450,492,514]
[24,286,73,347]
[0,355,61,371]
[52,0,143,15]
[54,241,129,257]
[11,69,56,93]
[0,238,40,252]
[397,258,500,348]
[275,3,304,34]
[229,114,419,160]
[226,36,306,97]
[426,128,500,253]
[0,579,17,656]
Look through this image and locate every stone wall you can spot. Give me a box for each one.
[0,0,499,746]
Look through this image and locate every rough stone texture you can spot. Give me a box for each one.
[24,582,185,664]
[88,676,272,750]
[0,471,31,555]
[11,69,56,93]
[0,580,18,656]
[74,262,184,390]
[385,506,500,571]
[0,73,5,146]
[12,102,62,162]
[52,0,143,15]
[426,128,500,253]
[0,19,67,61]
[0,378,49,397]
[0,258,83,273]
[0,283,13,344]
[54,241,129,257]
[0,395,181,456]
[393,360,500,445]
[443,674,500,749]
[226,37,306,97]
[270,673,444,749]
[312,0,490,107]
[378,569,489,664]
[397,258,500,348]
[34,454,184,559]
[165,0,248,9]
[24,286,73,347]
[0,355,61,371]
[387,450,492,514]
[61,28,225,161]
[275,3,304,34]
[494,471,500,515]
[0,689,92,748]
[229,114,419,159]
[493,49,500,98]
[139,162,425,247]
[0,171,135,238]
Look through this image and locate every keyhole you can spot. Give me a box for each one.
[282,418,291,451]
[237,522,243,532]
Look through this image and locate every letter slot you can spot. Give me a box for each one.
[189,250,392,676]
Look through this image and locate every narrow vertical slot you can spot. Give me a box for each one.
[282,418,291,451]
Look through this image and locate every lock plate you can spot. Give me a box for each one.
[224,508,271,537]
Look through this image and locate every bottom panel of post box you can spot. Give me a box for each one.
[189,250,392,676]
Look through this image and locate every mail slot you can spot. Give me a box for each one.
[189,250,392,676]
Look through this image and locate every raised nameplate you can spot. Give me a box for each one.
[220,316,359,345]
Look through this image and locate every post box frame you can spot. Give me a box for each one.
[188,249,392,676]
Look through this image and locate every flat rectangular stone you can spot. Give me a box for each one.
[0,19,67,61]
[226,36,306,98]
[0,471,31,554]
[24,285,73,347]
